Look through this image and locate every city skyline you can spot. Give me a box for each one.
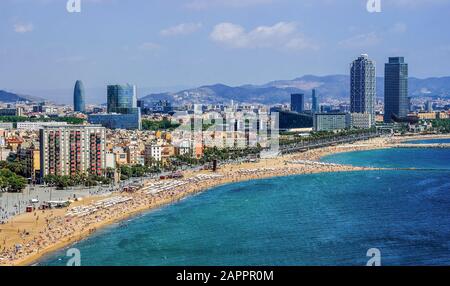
[1,0,450,99]
[2,0,450,271]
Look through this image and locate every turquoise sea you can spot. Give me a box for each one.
[321,148,450,169]
[406,138,450,145]
[39,141,450,266]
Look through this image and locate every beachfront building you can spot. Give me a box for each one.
[272,108,313,130]
[414,111,449,121]
[39,125,107,178]
[348,113,372,129]
[144,144,176,166]
[384,57,409,123]
[144,145,162,165]
[125,145,142,166]
[112,147,128,166]
[313,112,349,132]
[350,54,376,126]
[17,144,40,182]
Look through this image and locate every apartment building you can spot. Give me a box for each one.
[39,125,106,178]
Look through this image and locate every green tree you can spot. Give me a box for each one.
[7,175,27,192]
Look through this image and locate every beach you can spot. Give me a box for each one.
[1,134,449,266]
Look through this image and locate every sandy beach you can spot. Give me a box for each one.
[0,134,449,266]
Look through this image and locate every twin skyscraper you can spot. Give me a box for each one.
[74,54,408,128]
[350,54,409,124]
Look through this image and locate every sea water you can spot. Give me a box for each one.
[40,145,450,266]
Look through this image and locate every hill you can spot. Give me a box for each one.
[141,75,450,105]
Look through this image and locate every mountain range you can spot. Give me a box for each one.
[0,90,43,103]
[2,75,450,105]
[141,75,450,105]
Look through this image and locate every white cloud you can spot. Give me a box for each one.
[338,32,381,49]
[210,22,317,51]
[160,23,202,37]
[13,23,34,33]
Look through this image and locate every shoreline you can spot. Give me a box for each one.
[1,134,449,266]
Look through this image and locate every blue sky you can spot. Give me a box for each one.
[1,0,450,102]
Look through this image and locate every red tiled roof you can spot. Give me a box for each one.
[6,137,24,144]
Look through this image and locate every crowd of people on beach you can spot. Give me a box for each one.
[287,160,345,167]
[0,205,23,225]
[0,173,236,265]
[0,136,408,265]
[0,207,12,225]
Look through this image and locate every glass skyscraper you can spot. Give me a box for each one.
[312,89,320,114]
[350,54,376,126]
[291,93,305,113]
[73,80,86,113]
[384,57,409,123]
[89,84,141,130]
[107,84,138,114]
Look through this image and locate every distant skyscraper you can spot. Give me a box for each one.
[311,89,320,113]
[107,84,138,114]
[73,80,86,113]
[291,93,305,113]
[90,84,141,130]
[350,54,376,126]
[384,57,409,123]
[426,100,433,112]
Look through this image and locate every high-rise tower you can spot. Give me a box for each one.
[73,80,86,113]
[107,84,138,114]
[291,93,305,113]
[312,89,320,114]
[384,57,409,123]
[350,54,376,126]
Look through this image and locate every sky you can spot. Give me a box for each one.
[1,0,450,103]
